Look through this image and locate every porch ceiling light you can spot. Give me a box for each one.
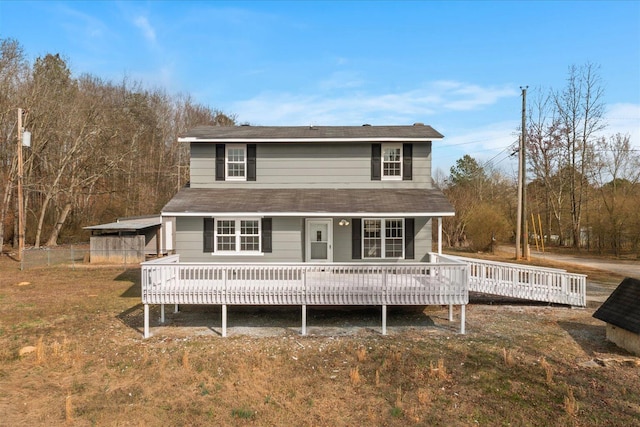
[338,219,350,226]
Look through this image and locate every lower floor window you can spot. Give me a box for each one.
[216,218,260,253]
[363,218,404,259]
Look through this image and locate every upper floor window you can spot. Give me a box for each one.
[382,144,402,180]
[216,143,256,182]
[371,143,412,181]
[226,144,246,180]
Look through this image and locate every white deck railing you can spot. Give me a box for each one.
[141,255,469,338]
[434,254,587,307]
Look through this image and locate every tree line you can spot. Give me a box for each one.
[439,63,640,256]
[0,38,235,250]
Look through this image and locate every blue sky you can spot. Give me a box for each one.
[1,1,639,176]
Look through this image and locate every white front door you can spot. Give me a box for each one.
[306,219,333,262]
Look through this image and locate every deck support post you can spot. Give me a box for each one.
[448,304,454,321]
[382,305,387,335]
[221,304,227,337]
[143,304,150,339]
[160,304,165,323]
[174,304,179,313]
[301,305,307,335]
[460,304,466,334]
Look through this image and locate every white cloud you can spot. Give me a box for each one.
[134,15,156,44]
[604,103,640,147]
[232,80,518,126]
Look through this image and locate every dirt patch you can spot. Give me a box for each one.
[0,256,639,426]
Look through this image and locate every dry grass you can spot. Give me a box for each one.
[540,356,554,385]
[0,257,638,426]
[564,386,579,417]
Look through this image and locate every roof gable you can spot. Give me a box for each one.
[179,124,444,142]
[593,277,640,334]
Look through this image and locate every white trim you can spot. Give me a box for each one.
[381,143,403,181]
[214,217,261,254]
[225,144,247,181]
[164,211,455,217]
[305,218,333,263]
[179,137,443,143]
[362,218,405,260]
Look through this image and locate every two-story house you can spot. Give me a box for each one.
[161,124,455,263]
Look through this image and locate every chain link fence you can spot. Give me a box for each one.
[19,245,147,270]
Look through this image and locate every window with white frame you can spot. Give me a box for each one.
[382,143,402,180]
[363,218,404,259]
[226,144,246,180]
[215,218,260,253]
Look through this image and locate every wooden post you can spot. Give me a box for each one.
[221,304,227,337]
[382,304,387,335]
[460,305,466,334]
[301,304,307,335]
[437,217,443,255]
[448,304,454,321]
[17,108,24,263]
[160,304,165,323]
[144,304,150,338]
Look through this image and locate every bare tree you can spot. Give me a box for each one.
[553,63,605,248]
[590,133,640,255]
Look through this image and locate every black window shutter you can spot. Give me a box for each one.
[351,218,362,259]
[404,218,415,259]
[403,143,413,181]
[247,144,257,181]
[204,218,215,252]
[371,144,381,180]
[215,144,225,181]
[262,218,272,253]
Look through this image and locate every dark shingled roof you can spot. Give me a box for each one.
[179,124,444,141]
[593,277,640,334]
[162,188,454,216]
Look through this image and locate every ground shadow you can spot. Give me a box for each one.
[116,268,141,298]
[117,304,438,337]
[469,291,562,306]
[116,303,145,336]
[558,320,633,357]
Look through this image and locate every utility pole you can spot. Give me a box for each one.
[17,108,24,262]
[520,87,530,260]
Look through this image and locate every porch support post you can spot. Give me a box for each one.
[382,305,387,335]
[160,304,165,323]
[301,305,307,336]
[438,217,443,255]
[460,304,466,334]
[143,304,150,339]
[174,304,179,313]
[448,304,454,321]
[221,304,227,337]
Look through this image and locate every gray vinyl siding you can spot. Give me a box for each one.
[189,142,432,189]
[176,216,431,263]
[175,216,303,262]
[332,217,431,263]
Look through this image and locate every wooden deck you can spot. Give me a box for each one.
[140,253,587,338]
[141,256,469,338]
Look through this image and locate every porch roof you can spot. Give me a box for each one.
[162,188,455,217]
